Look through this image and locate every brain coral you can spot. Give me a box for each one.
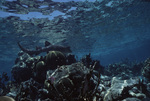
[45,51,66,69]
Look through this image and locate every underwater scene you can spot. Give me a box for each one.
[0,0,150,100]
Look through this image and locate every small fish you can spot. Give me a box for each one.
[17,41,72,56]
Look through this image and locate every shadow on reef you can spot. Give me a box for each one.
[1,50,150,101]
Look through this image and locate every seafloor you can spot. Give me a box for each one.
[0,0,150,101]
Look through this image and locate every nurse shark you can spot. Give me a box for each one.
[17,41,72,56]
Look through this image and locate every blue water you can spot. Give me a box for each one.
[0,0,150,74]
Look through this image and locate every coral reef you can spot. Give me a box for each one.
[11,50,76,84]
[81,53,104,74]
[15,78,42,101]
[103,77,147,101]
[34,61,46,83]
[11,51,41,83]
[1,51,150,101]
[104,59,143,79]
[66,54,76,65]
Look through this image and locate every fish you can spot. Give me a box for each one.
[17,41,72,56]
